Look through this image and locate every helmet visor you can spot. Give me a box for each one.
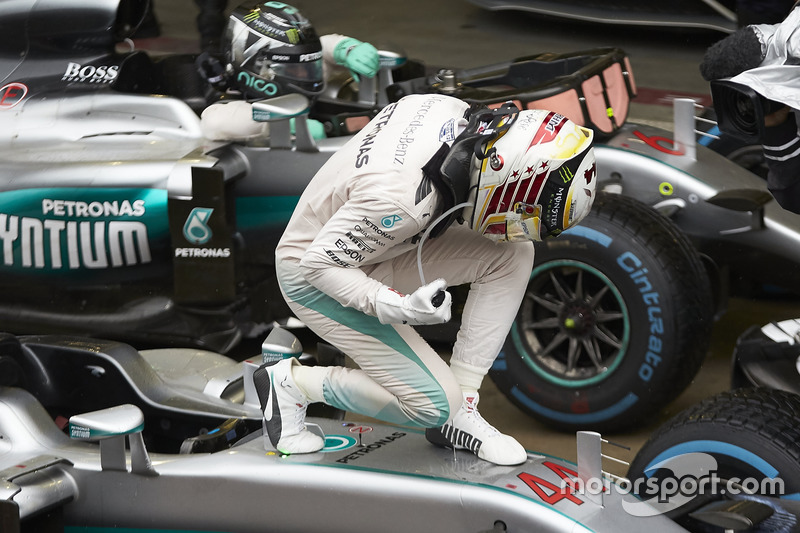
[268,57,323,83]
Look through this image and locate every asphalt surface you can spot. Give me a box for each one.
[142,0,800,466]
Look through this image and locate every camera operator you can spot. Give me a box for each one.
[760,105,800,213]
[701,2,800,214]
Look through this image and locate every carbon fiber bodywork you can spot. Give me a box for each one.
[0,383,690,533]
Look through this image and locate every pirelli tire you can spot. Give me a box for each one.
[489,192,714,433]
[628,388,800,499]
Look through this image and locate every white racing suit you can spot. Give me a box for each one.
[275,94,534,428]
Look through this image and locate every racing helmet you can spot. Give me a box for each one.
[225,2,324,99]
[463,107,596,242]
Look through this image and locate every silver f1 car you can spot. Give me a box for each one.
[2,0,799,434]
[4,327,791,533]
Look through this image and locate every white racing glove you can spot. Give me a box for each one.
[375,279,452,325]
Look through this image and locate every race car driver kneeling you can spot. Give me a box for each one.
[254,93,597,465]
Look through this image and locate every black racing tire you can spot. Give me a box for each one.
[490,192,714,432]
[628,388,800,499]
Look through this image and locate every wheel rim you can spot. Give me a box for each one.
[511,259,630,387]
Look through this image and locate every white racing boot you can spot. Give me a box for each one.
[426,392,527,466]
[253,358,324,454]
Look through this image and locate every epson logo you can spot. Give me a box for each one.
[63,62,119,83]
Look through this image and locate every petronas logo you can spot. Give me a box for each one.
[183,208,214,245]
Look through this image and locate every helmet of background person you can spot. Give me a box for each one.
[225,1,324,100]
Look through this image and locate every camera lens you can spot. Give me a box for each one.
[711,80,765,141]
[730,92,758,134]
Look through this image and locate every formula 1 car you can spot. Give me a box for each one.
[3,0,800,435]
[2,327,795,533]
[0,326,344,453]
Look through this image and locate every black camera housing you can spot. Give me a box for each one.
[710,79,787,143]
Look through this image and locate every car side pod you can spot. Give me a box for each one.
[68,405,157,477]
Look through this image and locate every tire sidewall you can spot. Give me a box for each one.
[629,390,800,498]
[632,427,800,496]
